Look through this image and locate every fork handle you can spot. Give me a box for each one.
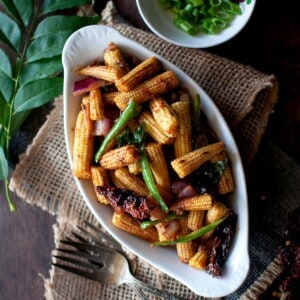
[131,277,187,300]
[127,283,149,300]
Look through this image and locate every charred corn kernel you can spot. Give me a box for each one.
[188,210,205,231]
[114,167,148,195]
[73,111,94,179]
[149,97,179,137]
[145,142,171,191]
[170,194,213,214]
[91,166,110,204]
[89,88,105,120]
[128,161,141,175]
[100,145,140,169]
[171,142,225,178]
[76,65,125,82]
[139,111,174,144]
[176,218,196,262]
[189,245,209,270]
[102,91,121,106]
[210,152,235,194]
[103,42,130,73]
[114,71,180,110]
[81,96,92,130]
[115,56,161,92]
[200,202,230,241]
[112,212,159,243]
[171,101,192,158]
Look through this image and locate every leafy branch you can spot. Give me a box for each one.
[0,0,101,211]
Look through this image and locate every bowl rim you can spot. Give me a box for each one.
[62,24,250,297]
[135,0,257,48]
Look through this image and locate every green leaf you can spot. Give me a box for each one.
[0,146,9,180]
[26,31,73,63]
[0,69,14,102]
[0,48,12,76]
[20,56,62,85]
[0,12,21,51]
[34,15,101,38]
[0,96,7,124]
[42,0,92,14]
[12,0,33,27]
[14,77,63,113]
[0,0,23,24]
[10,110,31,135]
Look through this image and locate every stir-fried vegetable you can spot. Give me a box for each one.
[160,0,248,35]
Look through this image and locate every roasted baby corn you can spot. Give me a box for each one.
[76,65,125,82]
[112,212,159,243]
[73,110,94,179]
[89,88,105,120]
[90,166,110,204]
[128,161,141,175]
[100,145,140,169]
[170,194,213,214]
[103,42,130,73]
[189,245,210,270]
[115,56,161,92]
[171,101,192,157]
[176,218,196,263]
[114,70,180,110]
[139,111,174,144]
[171,141,225,178]
[188,210,205,231]
[149,97,179,137]
[210,152,235,194]
[145,142,171,191]
[102,91,121,106]
[114,167,148,196]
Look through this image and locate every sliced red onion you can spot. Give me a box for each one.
[73,77,111,96]
[177,184,198,199]
[93,118,113,136]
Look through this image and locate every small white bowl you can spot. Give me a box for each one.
[62,24,249,298]
[136,0,256,48]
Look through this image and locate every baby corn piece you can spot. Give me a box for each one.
[145,142,171,191]
[89,88,105,120]
[176,218,196,263]
[189,245,209,270]
[115,56,161,92]
[76,65,125,82]
[171,142,225,178]
[210,152,235,194]
[170,194,213,214]
[114,70,180,110]
[149,97,179,137]
[171,101,192,158]
[103,42,130,73]
[128,161,141,175]
[112,212,159,243]
[100,145,140,169]
[73,111,94,179]
[114,167,148,196]
[108,170,127,189]
[139,111,174,144]
[91,166,110,204]
[102,91,121,106]
[188,210,205,231]
[200,202,230,241]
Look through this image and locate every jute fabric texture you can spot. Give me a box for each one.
[8,1,288,299]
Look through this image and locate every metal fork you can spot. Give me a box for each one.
[52,240,186,300]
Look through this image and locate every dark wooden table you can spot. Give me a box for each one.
[0,1,299,299]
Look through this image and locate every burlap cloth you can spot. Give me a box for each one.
[9,1,299,299]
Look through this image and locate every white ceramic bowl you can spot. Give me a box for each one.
[62,24,249,298]
[136,0,256,48]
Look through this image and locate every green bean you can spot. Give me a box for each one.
[140,151,169,213]
[152,216,226,246]
[94,100,142,163]
[140,213,186,230]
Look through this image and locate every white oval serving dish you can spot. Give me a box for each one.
[62,24,249,298]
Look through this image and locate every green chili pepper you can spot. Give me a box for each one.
[140,213,186,230]
[152,216,226,246]
[94,100,142,163]
[140,151,169,213]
